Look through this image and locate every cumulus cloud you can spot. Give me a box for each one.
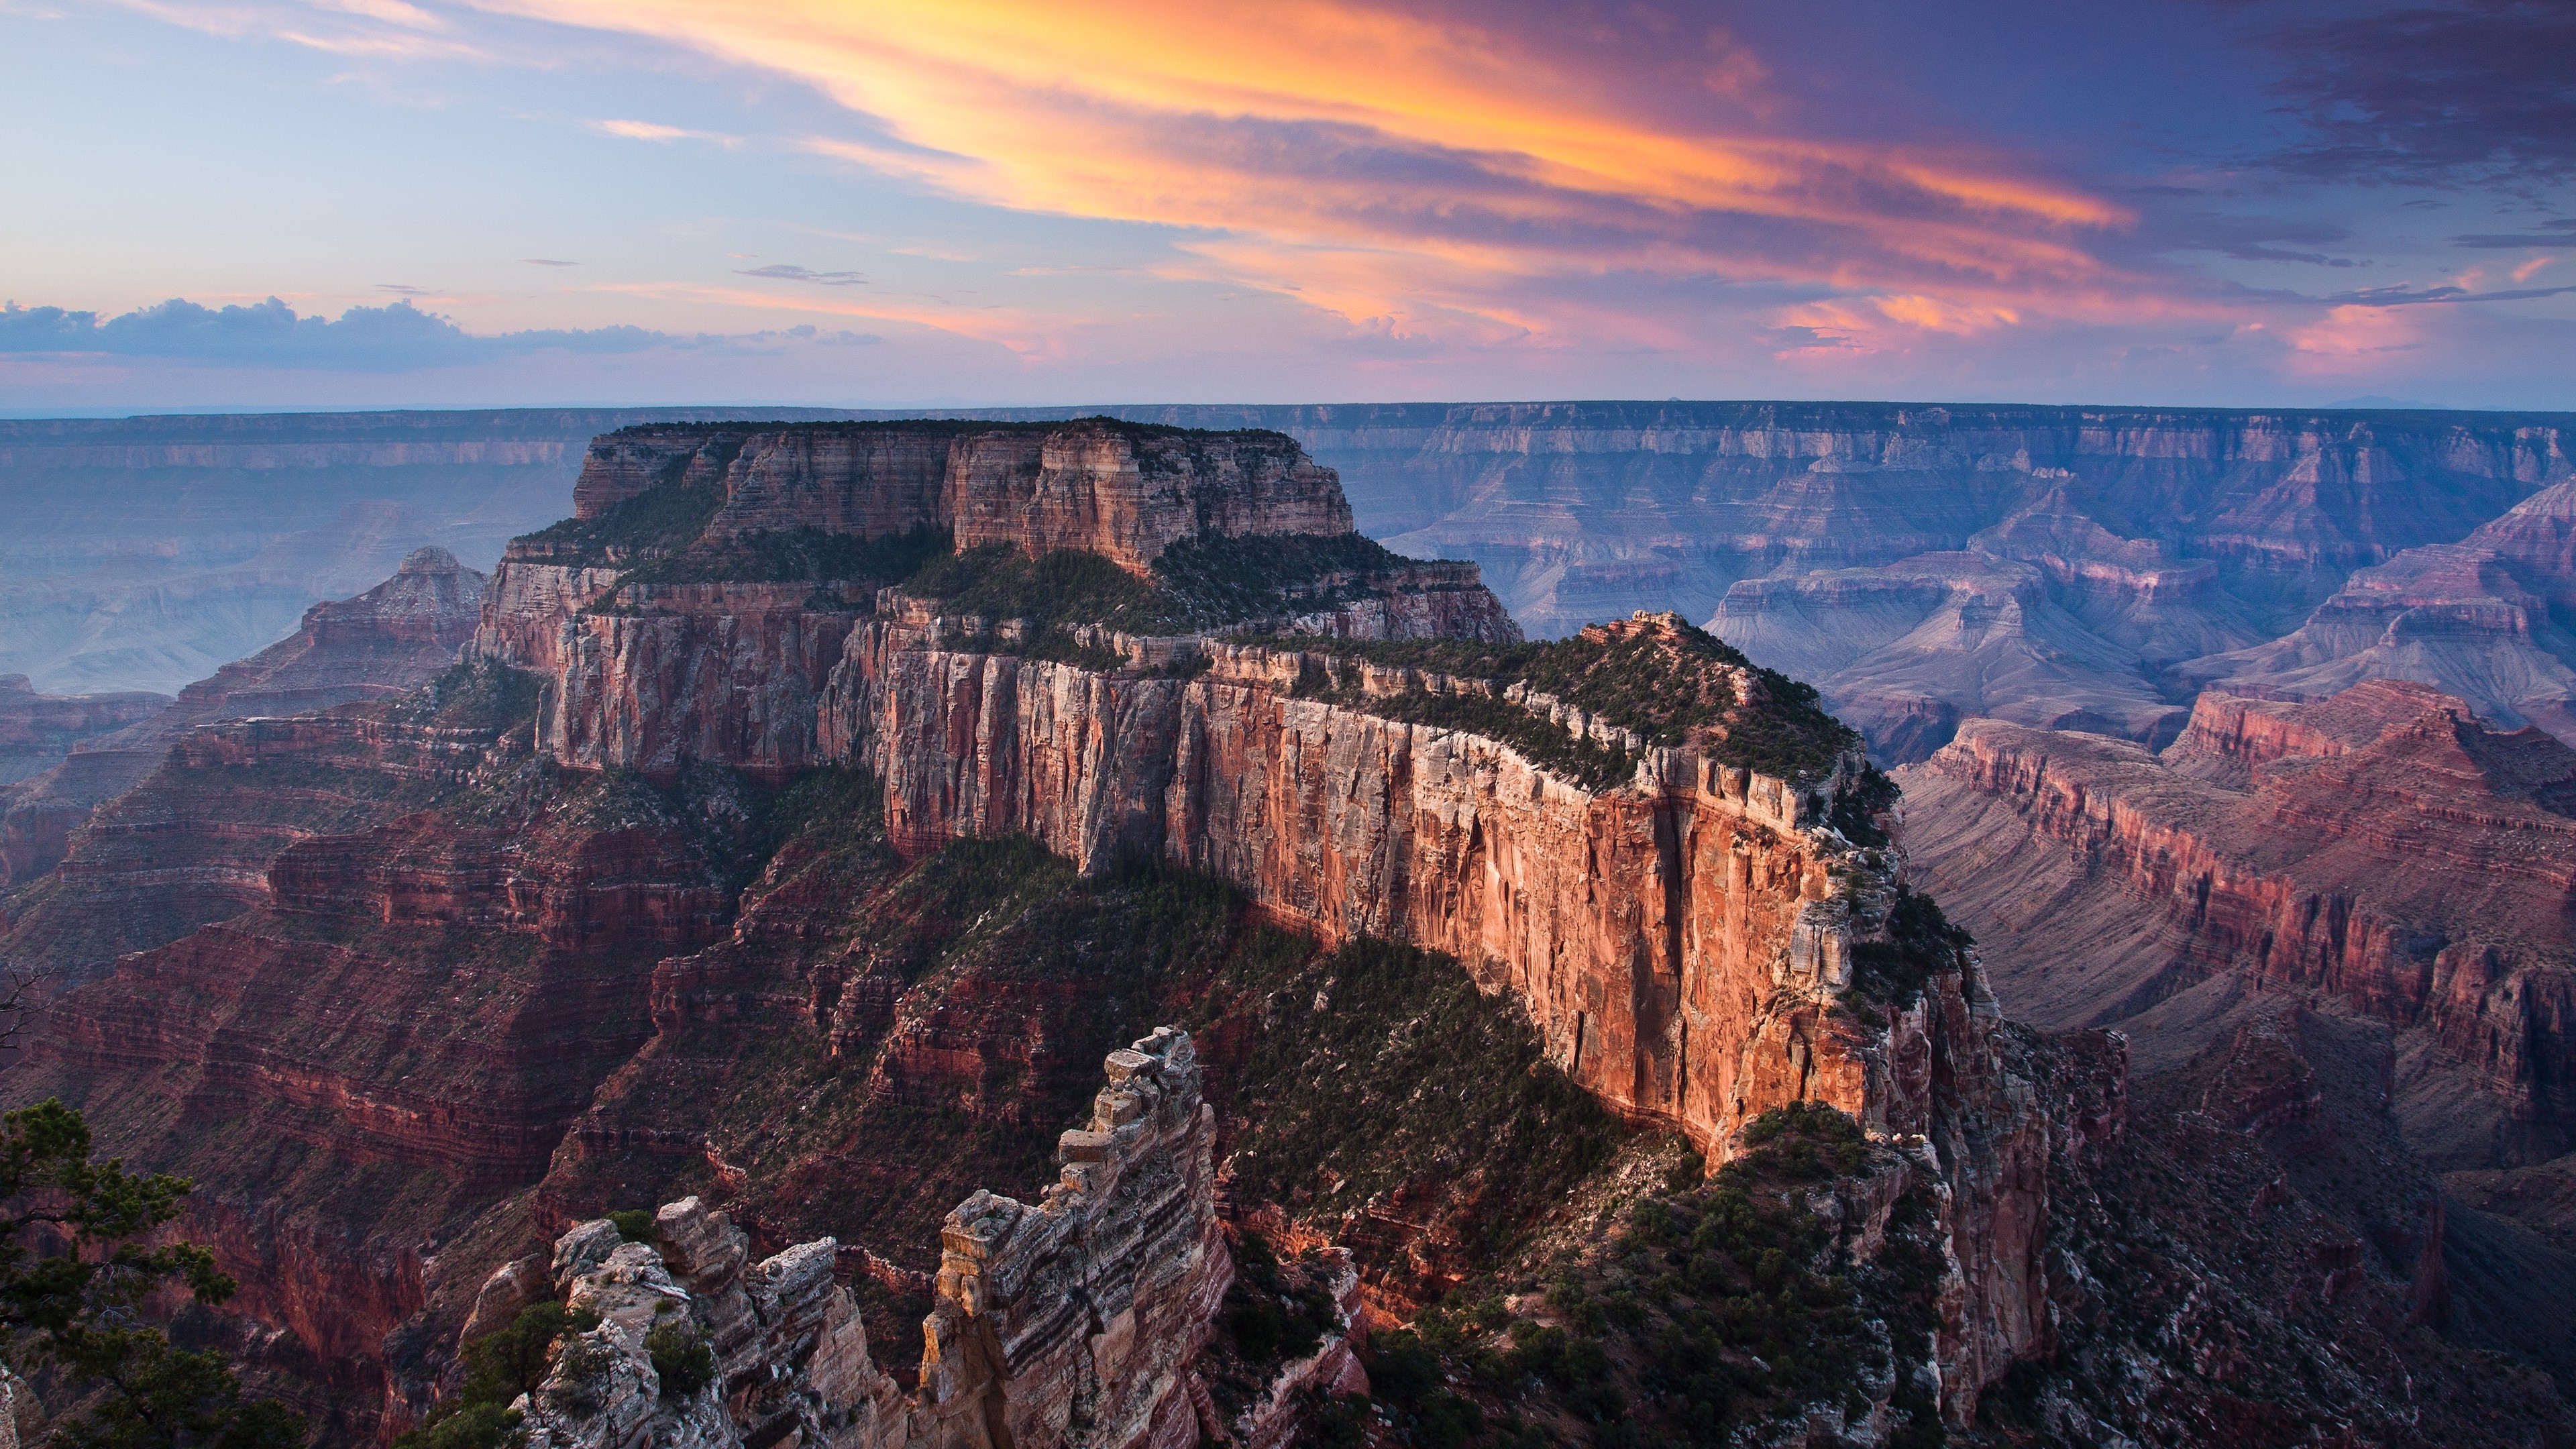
[0,297,673,371]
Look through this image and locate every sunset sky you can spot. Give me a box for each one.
[5,0,2572,410]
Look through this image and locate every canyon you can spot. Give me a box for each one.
[19,402,2576,773]
[1,414,2569,1447]
[1895,680,2576,1390]
[1898,681,2576,1165]
[0,409,852,696]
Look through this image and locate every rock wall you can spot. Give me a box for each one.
[1898,682,2576,1167]
[820,612,2057,1418]
[508,1027,1230,1449]
[565,419,1349,574]
[949,423,1348,573]
[532,584,870,782]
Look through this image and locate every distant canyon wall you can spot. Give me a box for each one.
[0,408,855,694]
[920,402,2576,629]
[1896,683,2576,1169]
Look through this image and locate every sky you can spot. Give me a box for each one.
[3,0,2573,411]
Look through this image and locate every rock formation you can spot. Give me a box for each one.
[1708,549,2202,761]
[0,547,487,912]
[818,604,2059,1413]
[508,1027,1232,1449]
[474,420,1505,782]
[2178,477,2576,740]
[1896,680,2576,1167]
[559,419,1348,575]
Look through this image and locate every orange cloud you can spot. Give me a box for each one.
[475,0,2146,339]
[2284,304,2425,374]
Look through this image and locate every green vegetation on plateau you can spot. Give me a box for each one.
[898,531,1419,636]
[1279,616,1863,787]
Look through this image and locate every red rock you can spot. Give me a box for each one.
[566,419,1348,574]
[0,548,484,888]
[822,610,2061,1415]
[1898,680,2576,1167]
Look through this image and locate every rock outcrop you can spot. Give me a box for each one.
[0,547,486,890]
[2178,477,2576,741]
[820,606,2057,1415]
[510,1027,1229,1449]
[563,419,1348,575]
[476,422,1503,782]
[1896,680,2576,1168]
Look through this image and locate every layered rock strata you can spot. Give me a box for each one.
[2179,477,2576,741]
[533,584,870,782]
[0,547,485,888]
[1896,680,2576,1167]
[510,1028,1230,1449]
[476,424,1505,781]
[564,419,1348,575]
[819,607,2057,1416]
[1010,401,2576,639]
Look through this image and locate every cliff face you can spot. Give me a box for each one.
[950,424,1349,573]
[564,419,1348,574]
[820,608,2057,1412]
[534,585,868,782]
[5,707,775,1440]
[481,421,1495,782]
[1896,681,2576,1169]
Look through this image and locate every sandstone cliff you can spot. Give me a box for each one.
[1896,681,2576,1169]
[476,421,1506,782]
[562,419,1346,575]
[818,605,2058,1417]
